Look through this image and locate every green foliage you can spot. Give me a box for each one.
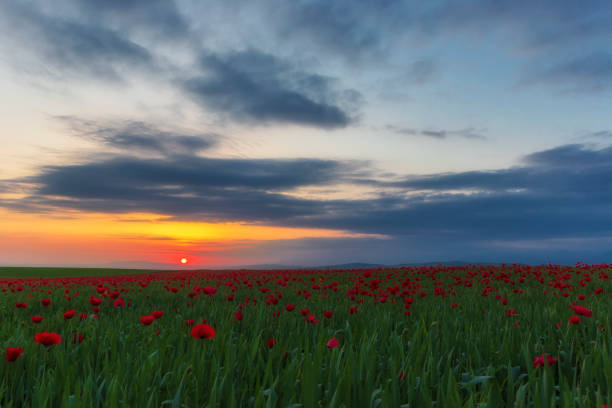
[0,267,170,278]
[0,265,610,406]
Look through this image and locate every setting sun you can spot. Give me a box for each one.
[180,257,188,264]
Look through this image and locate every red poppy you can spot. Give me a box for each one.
[6,347,23,362]
[190,324,215,339]
[34,332,62,346]
[326,337,339,349]
[300,308,309,316]
[79,313,88,321]
[15,302,27,308]
[140,316,155,325]
[202,286,217,296]
[533,354,558,367]
[506,309,518,316]
[41,299,51,307]
[285,304,295,312]
[306,315,318,324]
[323,310,333,318]
[570,304,593,317]
[569,316,581,324]
[63,309,76,319]
[152,310,163,319]
[31,315,43,324]
[185,319,195,326]
[89,297,102,306]
[266,338,277,349]
[72,333,84,344]
[113,298,124,307]
[235,311,243,321]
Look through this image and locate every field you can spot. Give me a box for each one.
[0,264,609,407]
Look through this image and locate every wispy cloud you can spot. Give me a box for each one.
[57,116,219,156]
[72,0,189,40]
[0,3,154,82]
[386,125,486,140]
[583,130,612,139]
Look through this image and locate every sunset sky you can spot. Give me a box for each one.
[1,0,612,268]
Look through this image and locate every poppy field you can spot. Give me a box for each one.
[0,264,610,407]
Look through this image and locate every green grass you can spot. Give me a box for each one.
[0,267,175,278]
[0,265,610,407]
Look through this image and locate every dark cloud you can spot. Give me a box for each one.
[292,190,612,240]
[3,155,362,223]
[371,145,612,198]
[1,2,362,128]
[3,144,612,249]
[57,117,218,156]
[0,3,153,82]
[387,125,486,140]
[521,144,612,169]
[182,49,358,128]
[292,144,612,241]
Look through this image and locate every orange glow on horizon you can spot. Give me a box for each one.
[0,209,383,242]
[0,208,386,266]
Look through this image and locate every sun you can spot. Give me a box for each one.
[180,257,188,264]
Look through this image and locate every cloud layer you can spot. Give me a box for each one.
[183,50,358,128]
[1,3,153,81]
[58,117,218,156]
[4,124,612,255]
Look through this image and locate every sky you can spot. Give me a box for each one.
[1,0,612,268]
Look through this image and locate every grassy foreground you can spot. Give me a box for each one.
[0,267,169,278]
[0,264,610,407]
